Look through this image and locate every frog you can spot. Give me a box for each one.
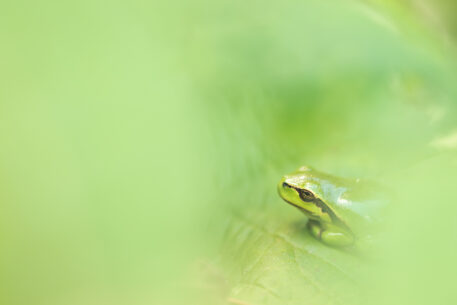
[278,166,387,247]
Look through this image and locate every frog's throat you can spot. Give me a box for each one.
[282,183,351,231]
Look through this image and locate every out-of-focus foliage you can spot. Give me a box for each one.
[1,0,457,305]
[190,2,457,305]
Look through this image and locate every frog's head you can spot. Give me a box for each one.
[277,166,342,225]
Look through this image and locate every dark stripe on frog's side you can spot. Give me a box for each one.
[283,183,351,231]
[311,198,351,230]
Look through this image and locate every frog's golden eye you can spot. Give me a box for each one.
[299,189,315,202]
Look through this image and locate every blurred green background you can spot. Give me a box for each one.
[1,1,457,305]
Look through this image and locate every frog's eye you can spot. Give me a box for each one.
[299,189,315,202]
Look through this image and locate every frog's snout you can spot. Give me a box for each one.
[277,177,288,191]
[282,182,289,188]
[277,177,286,195]
[279,179,295,191]
[278,177,297,199]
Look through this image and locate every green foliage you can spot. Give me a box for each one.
[1,1,457,305]
[191,1,457,305]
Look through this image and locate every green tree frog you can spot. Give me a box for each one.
[278,166,387,247]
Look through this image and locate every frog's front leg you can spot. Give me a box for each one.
[307,220,354,247]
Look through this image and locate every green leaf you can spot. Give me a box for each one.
[213,177,376,305]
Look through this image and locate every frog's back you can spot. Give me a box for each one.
[333,177,388,235]
[310,168,388,234]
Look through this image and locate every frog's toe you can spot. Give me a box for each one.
[320,230,354,247]
[307,220,354,247]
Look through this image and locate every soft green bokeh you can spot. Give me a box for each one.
[1,1,457,305]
